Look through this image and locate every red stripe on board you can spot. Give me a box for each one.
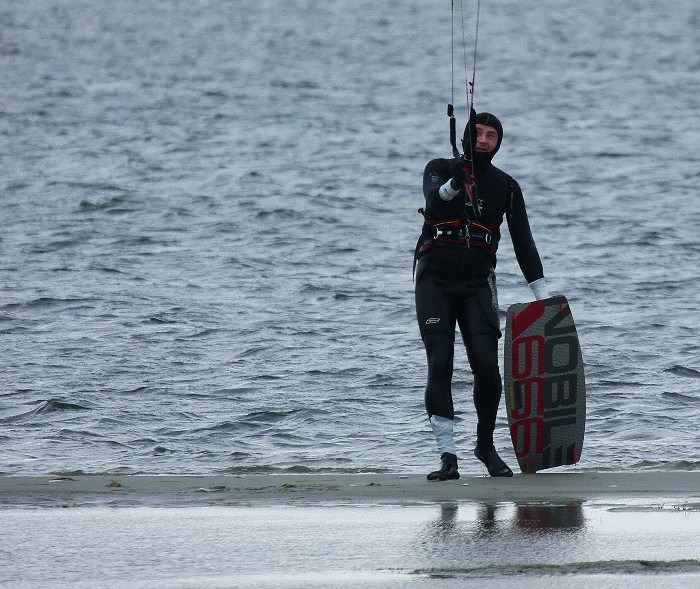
[512,300,546,340]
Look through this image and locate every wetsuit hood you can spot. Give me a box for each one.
[463,112,503,171]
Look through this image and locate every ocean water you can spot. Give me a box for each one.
[1,0,699,476]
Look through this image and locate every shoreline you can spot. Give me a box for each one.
[1,471,698,507]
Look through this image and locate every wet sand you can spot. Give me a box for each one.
[1,472,699,588]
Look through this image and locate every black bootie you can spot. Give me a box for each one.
[427,452,460,481]
[474,444,513,477]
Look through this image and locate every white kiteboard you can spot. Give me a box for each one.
[504,295,586,473]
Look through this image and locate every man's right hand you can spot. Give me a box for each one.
[450,157,467,190]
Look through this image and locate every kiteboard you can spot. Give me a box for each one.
[504,295,586,473]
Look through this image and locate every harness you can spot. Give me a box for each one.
[413,209,498,277]
[419,211,496,251]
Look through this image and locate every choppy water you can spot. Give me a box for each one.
[1,0,699,476]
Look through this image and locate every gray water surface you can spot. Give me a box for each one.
[1,0,699,476]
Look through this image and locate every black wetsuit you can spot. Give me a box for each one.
[415,156,544,445]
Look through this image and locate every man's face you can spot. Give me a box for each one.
[475,124,499,154]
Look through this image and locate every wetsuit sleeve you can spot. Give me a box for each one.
[423,159,460,217]
[506,181,545,283]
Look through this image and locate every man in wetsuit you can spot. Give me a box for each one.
[415,110,550,480]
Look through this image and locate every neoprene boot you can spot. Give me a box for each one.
[474,443,513,477]
[427,452,460,481]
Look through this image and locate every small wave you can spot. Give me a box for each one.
[32,400,91,414]
[627,458,700,471]
[228,451,250,460]
[37,399,91,415]
[29,239,86,253]
[188,420,239,435]
[664,365,700,378]
[22,297,97,310]
[254,208,307,220]
[220,465,389,475]
[239,409,312,424]
[47,180,129,192]
[300,283,331,294]
[592,151,636,158]
[3,399,93,421]
[411,559,700,578]
[147,315,179,324]
[48,466,144,477]
[612,428,659,441]
[666,459,700,470]
[90,264,128,275]
[79,196,133,212]
[179,328,220,339]
[661,391,698,402]
[597,379,645,387]
[270,78,320,90]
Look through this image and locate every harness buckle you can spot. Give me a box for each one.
[432,226,466,240]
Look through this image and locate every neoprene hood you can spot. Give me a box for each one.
[462,112,503,167]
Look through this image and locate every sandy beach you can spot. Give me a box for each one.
[0,471,699,506]
[1,472,699,588]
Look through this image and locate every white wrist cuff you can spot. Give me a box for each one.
[438,179,460,201]
[529,278,550,300]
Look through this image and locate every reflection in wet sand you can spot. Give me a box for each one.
[414,500,586,578]
[430,500,585,533]
[515,502,584,531]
